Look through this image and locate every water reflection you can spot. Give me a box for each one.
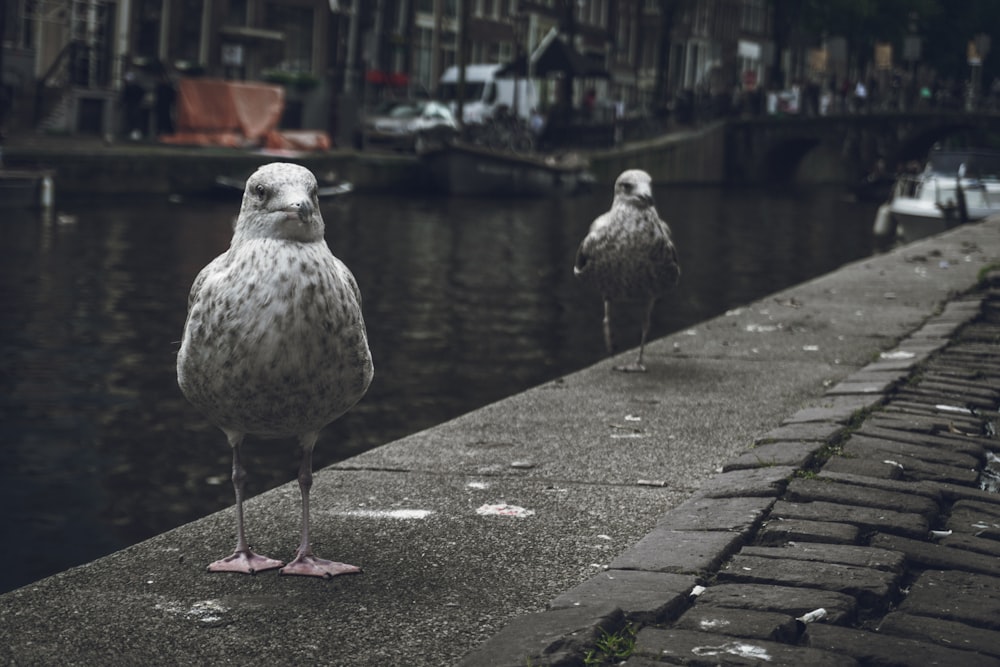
[0,186,877,593]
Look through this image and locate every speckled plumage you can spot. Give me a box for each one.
[177,162,373,578]
[574,169,680,371]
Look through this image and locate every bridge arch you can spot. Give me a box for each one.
[726,113,1000,184]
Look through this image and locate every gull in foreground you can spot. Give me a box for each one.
[574,169,681,372]
[177,162,374,578]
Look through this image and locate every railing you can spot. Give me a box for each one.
[33,40,79,126]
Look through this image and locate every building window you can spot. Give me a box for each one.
[227,0,248,26]
[263,3,314,72]
[414,26,433,91]
[176,0,205,64]
[741,0,765,34]
[135,0,162,60]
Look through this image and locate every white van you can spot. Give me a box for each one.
[438,63,538,125]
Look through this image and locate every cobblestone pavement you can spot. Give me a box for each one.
[463,278,1000,666]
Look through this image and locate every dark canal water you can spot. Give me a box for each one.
[0,185,879,594]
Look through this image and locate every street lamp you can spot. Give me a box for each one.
[512,11,529,119]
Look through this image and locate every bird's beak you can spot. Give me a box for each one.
[639,193,655,207]
[291,199,314,223]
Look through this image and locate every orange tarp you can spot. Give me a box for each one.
[161,78,331,150]
[264,129,331,151]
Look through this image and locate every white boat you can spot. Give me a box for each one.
[887,148,1000,241]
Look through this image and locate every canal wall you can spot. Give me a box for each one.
[1,216,998,666]
[3,123,728,198]
[589,122,727,185]
[3,141,428,197]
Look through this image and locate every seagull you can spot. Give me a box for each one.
[177,162,374,578]
[574,169,680,372]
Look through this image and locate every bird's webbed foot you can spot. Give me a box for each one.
[613,361,648,373]
[208,550,285,574]
[279,553,362,579]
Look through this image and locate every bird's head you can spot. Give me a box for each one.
[613,169,655,209]
[234,163,325,243]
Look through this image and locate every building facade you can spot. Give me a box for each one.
[0,0,774,139]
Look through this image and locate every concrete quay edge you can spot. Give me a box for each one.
[1,219,999,667]
[461,275,1000,666]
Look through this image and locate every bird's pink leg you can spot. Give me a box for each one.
[208,431,285,574]
[603,299,615,354]
[280,433,362,578]
[615,298,656,373]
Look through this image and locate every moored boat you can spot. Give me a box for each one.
[420,141,594,197]
[886,148,1000,242]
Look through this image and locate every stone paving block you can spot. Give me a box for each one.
[770,500,929,539]
[757,518,860,546]
[842,434,983,469]
[914,379,1000,403]
[839,445,980,486]
[878,611,1000,659]
[806,622,1000,667]
[549,570,696,624]
[657,496,775,533]
[784,477,940,522]
[924,479,1000,506]
[821,456,904,480]
[618,658,663,667]
[608,528,743,575]
[863,356,927,373]
[857,424,989,458]
[898,388,998,411]
[672,607,801,643]
[824,380,893,396]
[870,533,1000,578]
[717,554,900,613]
[632,626,857,667]
[937,297,985,320]
[940,532,1000,557]
[886,402,990,431]
[694,583,856,625]
[946,499,1000,535]
[722,441,821,472]
[843,370,910,385]
[755,422,844,444]
[869,412,986,441]
[740,543,905,573]
[783,398,875,425]
[815,471,943,503]
[914,319,972,339]
[825,367,902,396]
[456,603,624,667]
[692,466,796,499]
[898,569,1000,630]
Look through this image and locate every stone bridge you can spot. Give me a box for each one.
[725,112,1000,184]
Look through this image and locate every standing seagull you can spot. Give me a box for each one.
[574,169,680,372]
[177,162,374,578]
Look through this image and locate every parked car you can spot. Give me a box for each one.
[358,100,459,152]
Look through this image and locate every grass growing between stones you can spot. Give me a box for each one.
[583,624,637,666]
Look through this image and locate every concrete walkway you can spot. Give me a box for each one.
[1,218,998,666]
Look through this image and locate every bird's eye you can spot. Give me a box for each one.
[255,184,267,198]
[622,183,633,193]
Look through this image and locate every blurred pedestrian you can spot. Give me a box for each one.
[154,61,176,136]
[121,67,145,140]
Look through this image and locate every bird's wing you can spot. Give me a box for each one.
[652,218,681,285]
[337,259,364,309]
[187,251,229,311]
[574,211,613,273]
